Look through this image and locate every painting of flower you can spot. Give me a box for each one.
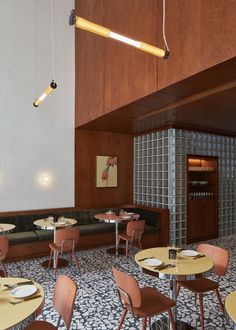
[96,155,117,187]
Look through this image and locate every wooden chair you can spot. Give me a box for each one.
[48,227,80,274]
[118,220,145,258]
[112,266,176,330]
[0,236,9,277]
[25,275,77,329]
[177,244,229,330]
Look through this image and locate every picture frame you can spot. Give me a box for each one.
[96,155,118,188]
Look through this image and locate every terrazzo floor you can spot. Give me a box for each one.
[4,235,236,330]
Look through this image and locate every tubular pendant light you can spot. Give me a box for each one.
[69,8,169,59]
[33,0,57,108]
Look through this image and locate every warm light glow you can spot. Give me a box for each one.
[33,81,57,108]
[41,175,49,184]
[69,10,169,59]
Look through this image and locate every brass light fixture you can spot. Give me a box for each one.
[33,0,57,108]
[69,8,169,59]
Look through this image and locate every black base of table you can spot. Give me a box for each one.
[41,258,69,269]
[151,319,195,330]
[106,247,126,255]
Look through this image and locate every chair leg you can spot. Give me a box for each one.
[48,249,53,268]
[138,239,142,250]
[141,317,147,330]
[215,288,225,314]
[199,293,205,330]
[54,252,59,274]
[194,293,198,306]
[72,251,79,269]
[168,309,176,330]
[2,261,7,277]
[125,241,129,258]
[118,309,127,330]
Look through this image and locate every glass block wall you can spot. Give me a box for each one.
[134,128,236,245]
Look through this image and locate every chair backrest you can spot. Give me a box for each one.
[0,236,9,259]
[53,275,77,329]
[112,266,141,309]
[55,227,80,251]
[197,243,229,276]
[126,220,145,241]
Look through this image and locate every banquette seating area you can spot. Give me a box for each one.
[0,205,169,261]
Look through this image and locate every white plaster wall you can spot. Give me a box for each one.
[0,0,75,211]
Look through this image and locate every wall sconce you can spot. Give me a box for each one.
[41,175,50,185]
[33,81,57,108]
[69,10,169,59]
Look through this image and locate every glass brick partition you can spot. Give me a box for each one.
[134,129,236,245]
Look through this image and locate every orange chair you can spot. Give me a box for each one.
[0,236,9,277]
[48,227,80,274]
[25,275,77,329]
[112,266,176,330]
[177,244,229,330]
[118,220,145,258]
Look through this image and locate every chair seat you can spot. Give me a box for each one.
[25,320,56,329]
[131,287,175,318]
[49,242,71,253]
[178,278,219,293]
[119,232,131,241]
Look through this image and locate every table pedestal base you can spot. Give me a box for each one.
[151,318,195,330]
[106,247,126,255]
[41,258,69,269]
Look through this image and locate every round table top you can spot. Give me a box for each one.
[0,277,45,329]
[34,218,77,230]
[225,291,236,323]
[0,223,16,234]
[95,212,139,223]
[135,247,214,276]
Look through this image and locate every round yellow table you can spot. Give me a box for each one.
[135,247,214,329]
[0,277,45,330]
[225,291,236,328]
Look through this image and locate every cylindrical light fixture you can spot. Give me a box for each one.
[33,80,57,108]
[69,10,169,59]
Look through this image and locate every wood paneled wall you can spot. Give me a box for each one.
[75,0,236,128]
[75,0,158,127]
[75,129,133,208]
[157,0,236,89]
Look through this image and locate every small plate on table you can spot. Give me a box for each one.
[56,221,66,226]
[144,258,162,267]
[10,285,37,298]
[181,250,198,257]
[126,212,134,215]
[121,216,131,220]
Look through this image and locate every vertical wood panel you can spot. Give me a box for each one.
[103,0,158,112]
[75,0,104,127]
[158,0,236,90]
[75,128,133,208]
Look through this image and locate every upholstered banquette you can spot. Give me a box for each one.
[0,205,169,261]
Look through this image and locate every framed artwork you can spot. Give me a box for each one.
[96,155,118,187]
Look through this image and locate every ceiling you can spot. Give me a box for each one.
[81,56,236,136]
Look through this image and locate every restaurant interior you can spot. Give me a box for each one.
[1,0,236,329]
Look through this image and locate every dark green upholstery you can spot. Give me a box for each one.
[34,229,54,242]
[1,206,162,246]
[7,231,38,245]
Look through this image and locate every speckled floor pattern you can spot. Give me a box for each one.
[5,235,236,329]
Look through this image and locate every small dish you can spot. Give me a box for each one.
[10,285,37,299]
[121,216,131,220]
[56,221,66,225]
[181,250,198,257]
[105,211,114,215]
[126,212,134,215]
[144,258,162,267]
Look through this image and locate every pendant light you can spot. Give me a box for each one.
[69,0,170,59]
[33,0,57,108]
